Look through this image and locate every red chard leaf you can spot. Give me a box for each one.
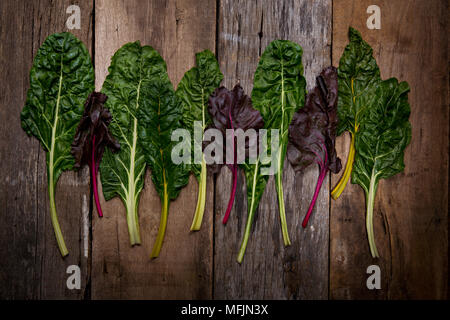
[71,92,120,217]
[287,66,342,227]
[207,84,264,224]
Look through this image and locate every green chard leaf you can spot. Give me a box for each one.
[100,41,164,245]
[334,27,412,257]
[137,48,190,258]
[352,78,411,258]
[21,32,95,257]
[332,27,381,199]
[252,40,306,244]
[237,40,306,263]
[176,50,223,231]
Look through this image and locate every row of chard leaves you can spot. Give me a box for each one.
[21,27,410,261]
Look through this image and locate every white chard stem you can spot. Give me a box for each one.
[366,172,379,258]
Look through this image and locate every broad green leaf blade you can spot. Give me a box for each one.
[250,40,306,246]
[337,27,381,135]
[352,78,411,257]
[137,49,190,257]
[177,50,224,180]
[176,50,223,230]
[100,41,163,245]
[21,32,94,257]
[332,27,382,200]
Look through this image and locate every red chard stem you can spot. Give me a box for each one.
[91,136,103,217]
[302,164,327,228]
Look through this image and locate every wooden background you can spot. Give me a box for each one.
[0,0,447,299]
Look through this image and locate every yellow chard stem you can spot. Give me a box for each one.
[331,131,356,200]
[190,157,207,231]
[151,174,169,258]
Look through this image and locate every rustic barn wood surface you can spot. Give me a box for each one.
[0,0,447,299]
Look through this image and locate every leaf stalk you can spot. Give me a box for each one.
[191,157,207,231]
[276,146,291,246]
[237,160,260,263]
[331,131,355,199]
[366,172,380,258]
[48,176,68,257]
[302,166,327,228]
[151,177,169,258]
[91,136,103,217]
[126,197,141,246]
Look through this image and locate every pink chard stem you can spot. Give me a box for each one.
[303,146,329,228]
[91,136,103,217]
[223,164,237,224]
[302,167,327,228]
[223,109,237,225]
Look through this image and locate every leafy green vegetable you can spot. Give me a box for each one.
[287,67,341,228]
[237,40,306,263]
[333,28,411,257]
[72,92,120,218]
[352,78,411,257]
[249,39,306,247]
[176,50,223,231]
[137,47,190,258]
[331,27,381,200]
[21,32,94,257]
[100,41,163,245]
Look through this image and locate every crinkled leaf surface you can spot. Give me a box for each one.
[352,78,411,192]
[71,92,120,218]
[71,92,120,172]
[351,77,411,258]
[337,27,381,135]
[287,66,341,174]
[249,39,306,246]
[137,56,190,202]
[207,84,264,224]
[176,50,223,180]
[176,50,223,231]
[209,84,264,134]
[21,32,94,187]
[332,27,383,200]
[137,49,190,256]
[20,32,94,256]
[287,66,341,228]
[100,41,164,244]
[207,84,264,171]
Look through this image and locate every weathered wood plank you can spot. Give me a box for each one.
[330,0,448,299]
[0,0,93,299]
[92,0,216,299]
[214,0,332,299]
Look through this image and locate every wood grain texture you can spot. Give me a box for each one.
[0,0,448,301]
[213,0,332,299]
[0,0,93,299]
[92,0,216,299]
[330,0,448,299]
